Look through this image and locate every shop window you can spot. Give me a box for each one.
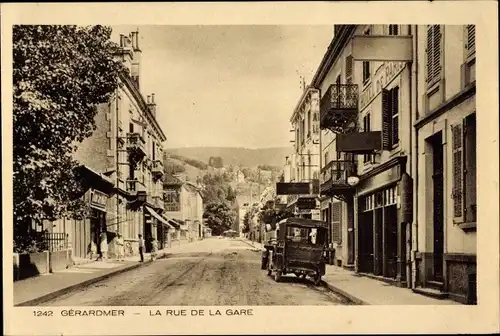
[452,113,477,226]
[426,25,442,87]
[375,191,384,208]
[382,86,400,149]
[388,25,399,36]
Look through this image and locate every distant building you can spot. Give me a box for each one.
[235,195,252,237]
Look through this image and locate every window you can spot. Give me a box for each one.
[452,113,477,225]
[331,202,342,244]
[152,142,156,161]
[129,122,134,133]
[345,55,353,84]
[382,86,400,149]
[426,25,442,86]
[465,25,476,59]
[388,25,399,36]
[363,113,371,163]
[307,111,312,138]
[362,28,371,84]
[324,152,329,166]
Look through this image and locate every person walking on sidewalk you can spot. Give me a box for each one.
[150,238,158,261]
[99,232,108,261]
[138,234,145,262]
[115,233,125,261]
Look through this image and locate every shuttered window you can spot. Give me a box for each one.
[362,29,371,83]
[463,114,477,223]
[331,202,342,243]
[426,25,442,86]
[363,113,371,163]
[382,87,400,149]
[465,25,476,58]
[451,123,464,222]
[389,25,399,36]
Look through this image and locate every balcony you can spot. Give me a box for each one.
[126,178,146,195]
[320,159,357,198]
[151,159,164,179]
[320,84,359,133]
[126,133,147,159]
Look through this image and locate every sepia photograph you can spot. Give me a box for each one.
[2,2,499,335]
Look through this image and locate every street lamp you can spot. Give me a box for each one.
[347,176,360,187]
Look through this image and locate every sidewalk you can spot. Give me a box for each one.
[241,239,460,305]
[14,240,205,306]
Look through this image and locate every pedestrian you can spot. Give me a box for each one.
[138,234,145,262]
[87,240,98,260]
[99,232,108,261]
[115,233,125,261]
[150,238,158,261]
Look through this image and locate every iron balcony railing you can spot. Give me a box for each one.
[151,159,164,176]
[126,133,146,154]
[126,178,146,193]
[320,159,357,194]
[320,84,359,132]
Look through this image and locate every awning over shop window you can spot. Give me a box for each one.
[161,214,182,229]
[145,206,175,230]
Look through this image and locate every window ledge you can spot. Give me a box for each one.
[458,222,477,232]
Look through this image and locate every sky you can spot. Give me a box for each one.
[111,25,333,149]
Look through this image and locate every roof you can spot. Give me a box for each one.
[163,173,183,186]
[277,217,329,229]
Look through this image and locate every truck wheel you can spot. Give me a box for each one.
[313,274,322,286]
[261,258,268,270]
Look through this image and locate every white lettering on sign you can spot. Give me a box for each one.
[90,190,107,209]
[359,62,405,111]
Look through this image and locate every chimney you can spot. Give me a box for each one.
[147,93,157,117]
[130,30,141,89]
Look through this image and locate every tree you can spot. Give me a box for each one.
[203,202,235,236]
[13,25,123,248]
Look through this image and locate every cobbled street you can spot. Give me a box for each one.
[40,238,351,306]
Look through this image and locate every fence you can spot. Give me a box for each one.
[39,232,68,252]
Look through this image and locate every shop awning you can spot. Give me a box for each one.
[145,206,175,230]
[161,214,182,230]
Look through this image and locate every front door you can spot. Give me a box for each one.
[431,133,444,282]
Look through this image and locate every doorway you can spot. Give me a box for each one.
[358,210,374,273]
[385,205,398,278]
[430,132,444,282]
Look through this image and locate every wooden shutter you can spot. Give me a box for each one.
[346,55,353,84]
[426,25,442,85]
[382,89,391,150]
[391,87,399,145]
[451,123,464,222]
[466,25,476,58]
[331,202,342,243]
[463,114,477,222]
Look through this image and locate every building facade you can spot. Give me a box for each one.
[311,24,476,303]
[286,87,321,220]
[45,31,168,259]
[414,24,476,303]
[163,173,204,242]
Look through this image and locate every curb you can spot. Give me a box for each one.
[239,239,262,251]
[321,280,369,305]
[16,252,171,307]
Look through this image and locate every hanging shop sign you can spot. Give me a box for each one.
[297,197,317,210]
[398,172,413,223]
[89,189,107,211]
[276,182,310,195]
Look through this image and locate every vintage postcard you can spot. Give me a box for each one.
[2,1,499,335]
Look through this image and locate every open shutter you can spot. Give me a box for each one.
[345,55,353,84]
[382,89,391,150]
[466,25,476,58]
[392,87,399,145]
[452,123,464,222]
[432,25,442,83]
[426,25,433,83]
[331,202,342,244]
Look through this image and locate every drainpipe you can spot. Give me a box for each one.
[116,89,120,236]
[411,24,420,290]
[406,24,414,289]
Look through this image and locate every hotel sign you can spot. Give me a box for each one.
[359,62,405,111]
[89,189,107,211]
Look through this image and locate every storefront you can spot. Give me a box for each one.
[355,156,409,285]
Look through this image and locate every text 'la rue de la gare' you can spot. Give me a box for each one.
[150,309,254,317]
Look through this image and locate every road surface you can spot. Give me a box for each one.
[41,238,351,306]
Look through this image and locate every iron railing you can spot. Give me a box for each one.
[126,133,146,153]
[152,160,164,175]
[320,84,359,132]
[126,178,146,193]
[320,159,357,192]
[39,232,68,252]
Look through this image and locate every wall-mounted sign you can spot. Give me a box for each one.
[89,189,107,211]
[359,61,405,111]
[297,197,317,210]
[164,188,181,212]
[337,131,383,153]
[276,182,310,195]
